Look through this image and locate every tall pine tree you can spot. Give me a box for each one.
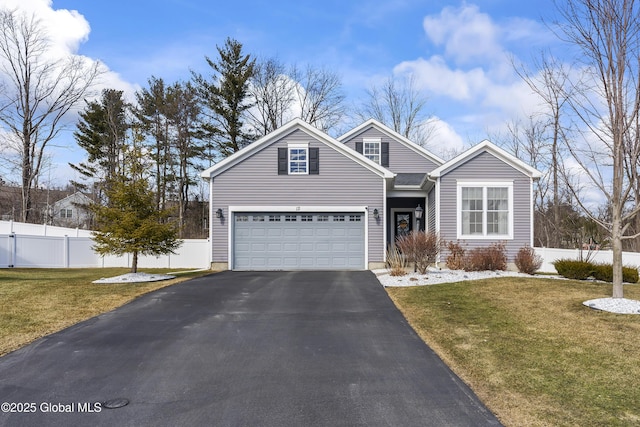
[192,37,256,158]
[71,89,128,197]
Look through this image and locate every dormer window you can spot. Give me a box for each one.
[363,138,381,164]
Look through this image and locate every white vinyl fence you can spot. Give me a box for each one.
[0,220,93,237]
[0,221,209,269]
[534,247,640,273]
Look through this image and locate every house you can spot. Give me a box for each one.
[51,191,93,229]
[200,119,541,271]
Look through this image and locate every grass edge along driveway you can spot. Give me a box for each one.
[0,268,213,357]
[386,277,640,427]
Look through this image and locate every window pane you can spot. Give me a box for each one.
[487,187,508,235]
[289,148,308,173]
[462,187,483,234]
[364,141,380,164]
[487,187,508,210]
[462,187,482,210]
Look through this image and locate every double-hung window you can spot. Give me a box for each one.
[458,182,513,239]
[363,138,381,164]
[288,144,308,174]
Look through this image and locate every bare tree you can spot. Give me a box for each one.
[248,58,296,136]
[356,75,434,147]
[0,9,101,222]
[554,0,640,298]
[291,64,345,133]
[514,55,573,248]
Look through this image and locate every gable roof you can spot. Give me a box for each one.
[429,140,543,179]
[337,119,445,166]
[52,191,92,206]
[200,118,395,180]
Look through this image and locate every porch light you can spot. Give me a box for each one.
[216,208,223,219]
[415,204,423,219]
[373,208,379,219]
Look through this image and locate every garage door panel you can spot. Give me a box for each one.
[234,212,364,270]
[267,229,283,237]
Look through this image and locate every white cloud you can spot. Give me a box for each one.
[423,4,502,66]
[394,56,489,100]
[425,117,466,159]
[391,4,555,147]
[2,0,136,99]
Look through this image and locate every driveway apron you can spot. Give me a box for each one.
[0,271,501,426]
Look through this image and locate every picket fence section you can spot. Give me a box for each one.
[0,221,209,269]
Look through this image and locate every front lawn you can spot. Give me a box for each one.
[386,277,640,427]
[0,268,213,357]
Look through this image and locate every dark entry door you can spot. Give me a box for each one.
[394,212,413,240]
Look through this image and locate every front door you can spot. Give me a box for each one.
[394,212,413,241]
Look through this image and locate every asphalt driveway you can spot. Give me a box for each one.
[0,271,501,426]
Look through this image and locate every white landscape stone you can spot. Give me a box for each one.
[374,268,640,315]
[93,272,175,284]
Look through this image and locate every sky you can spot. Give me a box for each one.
[2,0,568,188]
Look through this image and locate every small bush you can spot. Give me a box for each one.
[386,245,407,276]
[514,245,543,275]
[395,231,441,274]
[552,259,594,280]
[591,263,639,283]
[464,242,507,272]
[445,241,466,270]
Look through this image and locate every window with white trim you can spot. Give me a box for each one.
[288,144,308,174]
[458,182,513,239]
[363,138,381,164]
[60,209,73,218]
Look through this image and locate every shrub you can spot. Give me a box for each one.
[386,245,407,276]
[591,263,639,283]
[464,242,507,271]
[445,241,466,270]
[395,231,441,274]
[514,245,543,275]
[552,259,594,280]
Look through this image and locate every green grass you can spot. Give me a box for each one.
[386,278,640,427]
[0,268,213,357]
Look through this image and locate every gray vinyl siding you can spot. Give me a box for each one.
[210,129,385,265]
[438,151,532,261]
[427,186,436,232]
[342,128,439,173]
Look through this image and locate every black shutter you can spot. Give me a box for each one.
[278,147,287,175]
[309,147,319,174]
[355,141,363,154]
[381,142,389,167]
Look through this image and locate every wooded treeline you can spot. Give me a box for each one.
[1,2,640,266]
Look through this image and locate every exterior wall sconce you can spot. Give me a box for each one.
[216,208,223,219]
[373,208,379,219]
[415,204,423,220]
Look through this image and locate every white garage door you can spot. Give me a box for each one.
[233,212,365,270]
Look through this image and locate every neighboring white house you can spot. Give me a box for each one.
[51,192,93,229]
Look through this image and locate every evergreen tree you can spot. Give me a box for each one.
[71,89,128,197]
[90,148,181,273]
[135,77,172,210]
[165,81,205,236]
[192,37,256,158]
